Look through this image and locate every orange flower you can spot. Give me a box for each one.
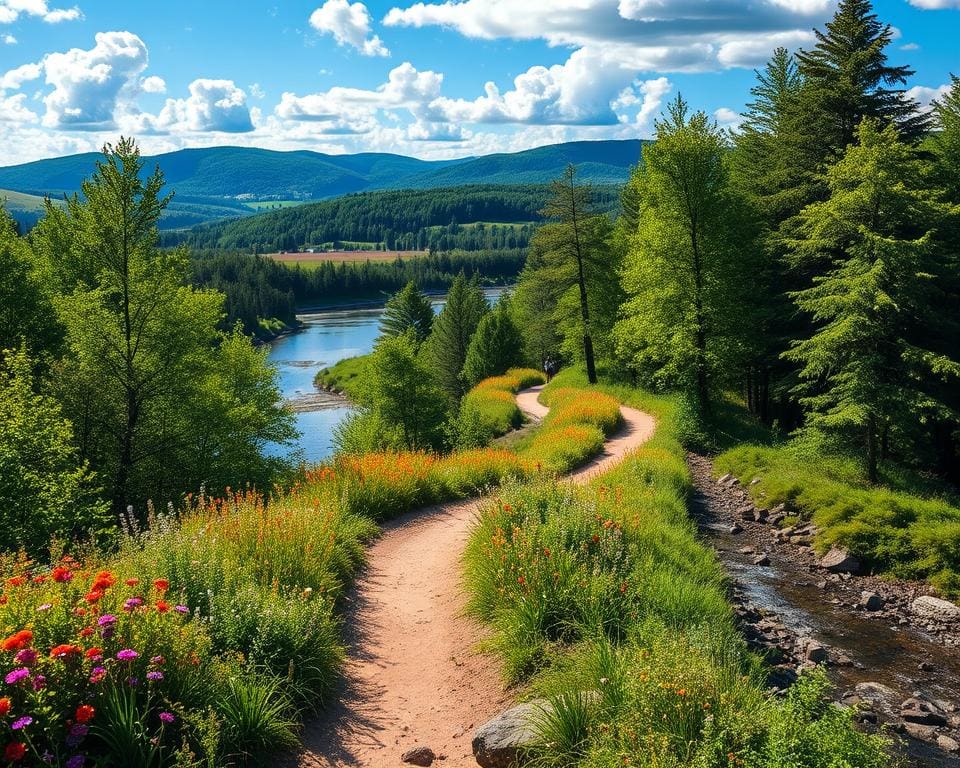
[3,742,26,762]
[125,578,139,587]
[6,576,25,587]
[1,630,32,653]
[153,578,169,592]
[84,647,101,659]
[79,627,93,638]
[91,571,116,592]
[676,688,686,697]
[50,644,82,659]
[0,697,10,717]
[85,590,103,603]
[75,704,95,723]
[51,566,73,583]
[155,600,169,613]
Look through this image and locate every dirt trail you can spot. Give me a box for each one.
[292,386,655,768]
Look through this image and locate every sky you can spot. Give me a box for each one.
[0,0,956,166]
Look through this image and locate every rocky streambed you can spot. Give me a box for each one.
[688,453,960,767]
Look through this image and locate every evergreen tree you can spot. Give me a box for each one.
[796,0,926,155]
[422,273,488,407]
[785,121,959,482]
[463,298,525,387]
[379,280,434,343]
[616,96,760,415]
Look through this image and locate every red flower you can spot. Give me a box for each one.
[51,566,74,583]
[3,742,25,762]
[91,571,116,592]
[125,578,139,587]
[153,579,169,592]
[6,577,25,588]
[155,600,169,613]
[32,575,46,583]
[79,627,94,638]
[85,590,103,604]
[1,631,32,653]
[49,644,82,659]
[84,647,101,659]
[75,704,95,723]
[0,697,10,717]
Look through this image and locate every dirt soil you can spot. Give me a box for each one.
[289,385,655,767]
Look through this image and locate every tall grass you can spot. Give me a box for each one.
[456,368,546,448]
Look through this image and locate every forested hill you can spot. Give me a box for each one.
[0,139,643,230]
[173,184,621,253]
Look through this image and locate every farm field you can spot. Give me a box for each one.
[267,249,428,265]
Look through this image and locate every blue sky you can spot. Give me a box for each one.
[0,0,956,165]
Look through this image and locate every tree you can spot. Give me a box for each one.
[784,121,960,482]
[796,0,926,155]
[422,273,488,407]
[0,348,108,556]
[616,96,759,415]
[537,165,604,383]
[379,280,434,343]
[463,297,525,387]
[362,332,446,451]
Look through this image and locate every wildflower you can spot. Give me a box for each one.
[74,607,87,617]
[150,655,164,665]
[159,711,175,724]
[1,631,32,652]
[126,676,138,687]
[31,674,45,691]
[0,698,9,716]
[66,756,85,768]
[12,649,36,667]
[155,600,169,613]
[32,575,46,584]
[125,578,139,587]
[75,705,95,723]
[4,668,29,685]
[146,670,163,682]
[123,597,143,611]
[153,579,169,592]
[676,689,686,696]
[10,716,31,730]
[91,571,116,592]
[3,742,26,762]
[503,504,512,512]
[52,566,73,583]
[37,603,52,612]
[96,614,117,627]
[6,577,25,588]
[84,648,102,660]
[89,667,106,684]
[174,605,189,614]
[79,627,94,638]
[84,590,103,604]
[116,649,138,662]
[50,644,82,659]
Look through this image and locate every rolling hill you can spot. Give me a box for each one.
[0,140,644,230]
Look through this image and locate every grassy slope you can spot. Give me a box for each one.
[315,354,371,399]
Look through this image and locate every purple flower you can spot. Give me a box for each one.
[66,756,85,768]
[13,648,37,666]
[69,724,89,738]
[123,597,143,611]
[159,711,175,724]
[37,603,52,612]
[97,614,117,626]
[32,674,46,691]
[174,605,189,614]
[146,670,163,682]
[89,666,106,683]
[11,715,33,730]
[126,676,139,687]
[4,667,30,685]
[150,655,164,665]
[116,649,138,662]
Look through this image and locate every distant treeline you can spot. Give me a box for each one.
[169,184,619,253]
[189,248,525,336]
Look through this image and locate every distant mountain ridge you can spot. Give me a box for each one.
[0,140,644,230]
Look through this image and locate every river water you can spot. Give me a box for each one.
[267,288,505,464]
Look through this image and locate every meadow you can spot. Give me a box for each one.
[267,249,427,267]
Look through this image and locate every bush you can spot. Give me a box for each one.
[455,368,545,448]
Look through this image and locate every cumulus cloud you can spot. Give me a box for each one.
[906,0,960,8]
[140,75,166,94]
[0,1,82,24]
[42,31,149,129]
[0,92,37,121]
[905,83,952,113]
[3,33,15,43]
[309,0,389,56]
[714,106,743,129]
[0,60,41,90]
[139,79,255,133]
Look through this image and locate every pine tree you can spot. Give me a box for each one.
[796,0,926,154]
[785,120,959,482]
[422,273,488,407]
[463,298,525,387]
[379,280,434,343]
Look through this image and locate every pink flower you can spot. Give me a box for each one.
[12,649,37,667]
[116,649,138,662]
[159,712,175,724]
[4,668,29,685]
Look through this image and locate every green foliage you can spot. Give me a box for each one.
[215,673,300,765]
[422,273,489,406]
[315,353,371,400]
[455,368,546,449]
[0,348,109,555]
[379,280,435,343]
[463,297,526,387]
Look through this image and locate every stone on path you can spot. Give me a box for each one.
[401,746,436,766]
[911,595,960,623]
[819,547,860,574]
[859,591,884,611]
[473,701,542,768]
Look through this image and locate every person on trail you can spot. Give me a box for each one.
[544,357,556,382]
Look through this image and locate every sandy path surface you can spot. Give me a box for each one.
[291,386,655,768]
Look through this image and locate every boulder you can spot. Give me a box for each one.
[938,734,960,753]
[851,681,900,720]
[401,746,436,766]
[753,553,771,567]
[473,701,542,768]
[860,591,884,611]
[803,640,828,664]
[900,697,948,726]
[819,547,860,574]
[911,595,960,623]
[718,473,733,485]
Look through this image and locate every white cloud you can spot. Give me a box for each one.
[42,31,149,129]
[900,42,920,51]
[0,61,41,90]
[0,92,37,121]
[905,83,951,114]
[906,0,960,8]
[139,79,255,133]
[0,0,82,24]
[140,75,166,94]
[2,33,15,43]
[714,106,743,129]
[309,0,389,56]
[249,82,265,100]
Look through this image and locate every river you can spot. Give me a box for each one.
[266,288,506,464]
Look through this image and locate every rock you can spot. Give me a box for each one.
[900,697,948,726]
[804,640,828,664]
[753,508,769,523]
[911,595,960,623]
[402,746,436,766]
[473,701,542,768]
[919,661,935,672]
[819,547,860,574]
[904,723,938,741]
[729,523,743,534]
[750,477,762,486]
[753,553,771,566]
[718,473,733,485]
[860,591,884,611]
[737,504,755,521]
[938,734,960,752]
[815,580,828,590]
[853,682,900,720]
[738,546,756,555]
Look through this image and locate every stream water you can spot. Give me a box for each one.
[266,288,505,464]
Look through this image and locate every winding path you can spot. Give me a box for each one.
[292,386,655,767]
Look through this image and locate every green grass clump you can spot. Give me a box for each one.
[456,368,547,448]
[717,442,960,596]
[314,354,372,399]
